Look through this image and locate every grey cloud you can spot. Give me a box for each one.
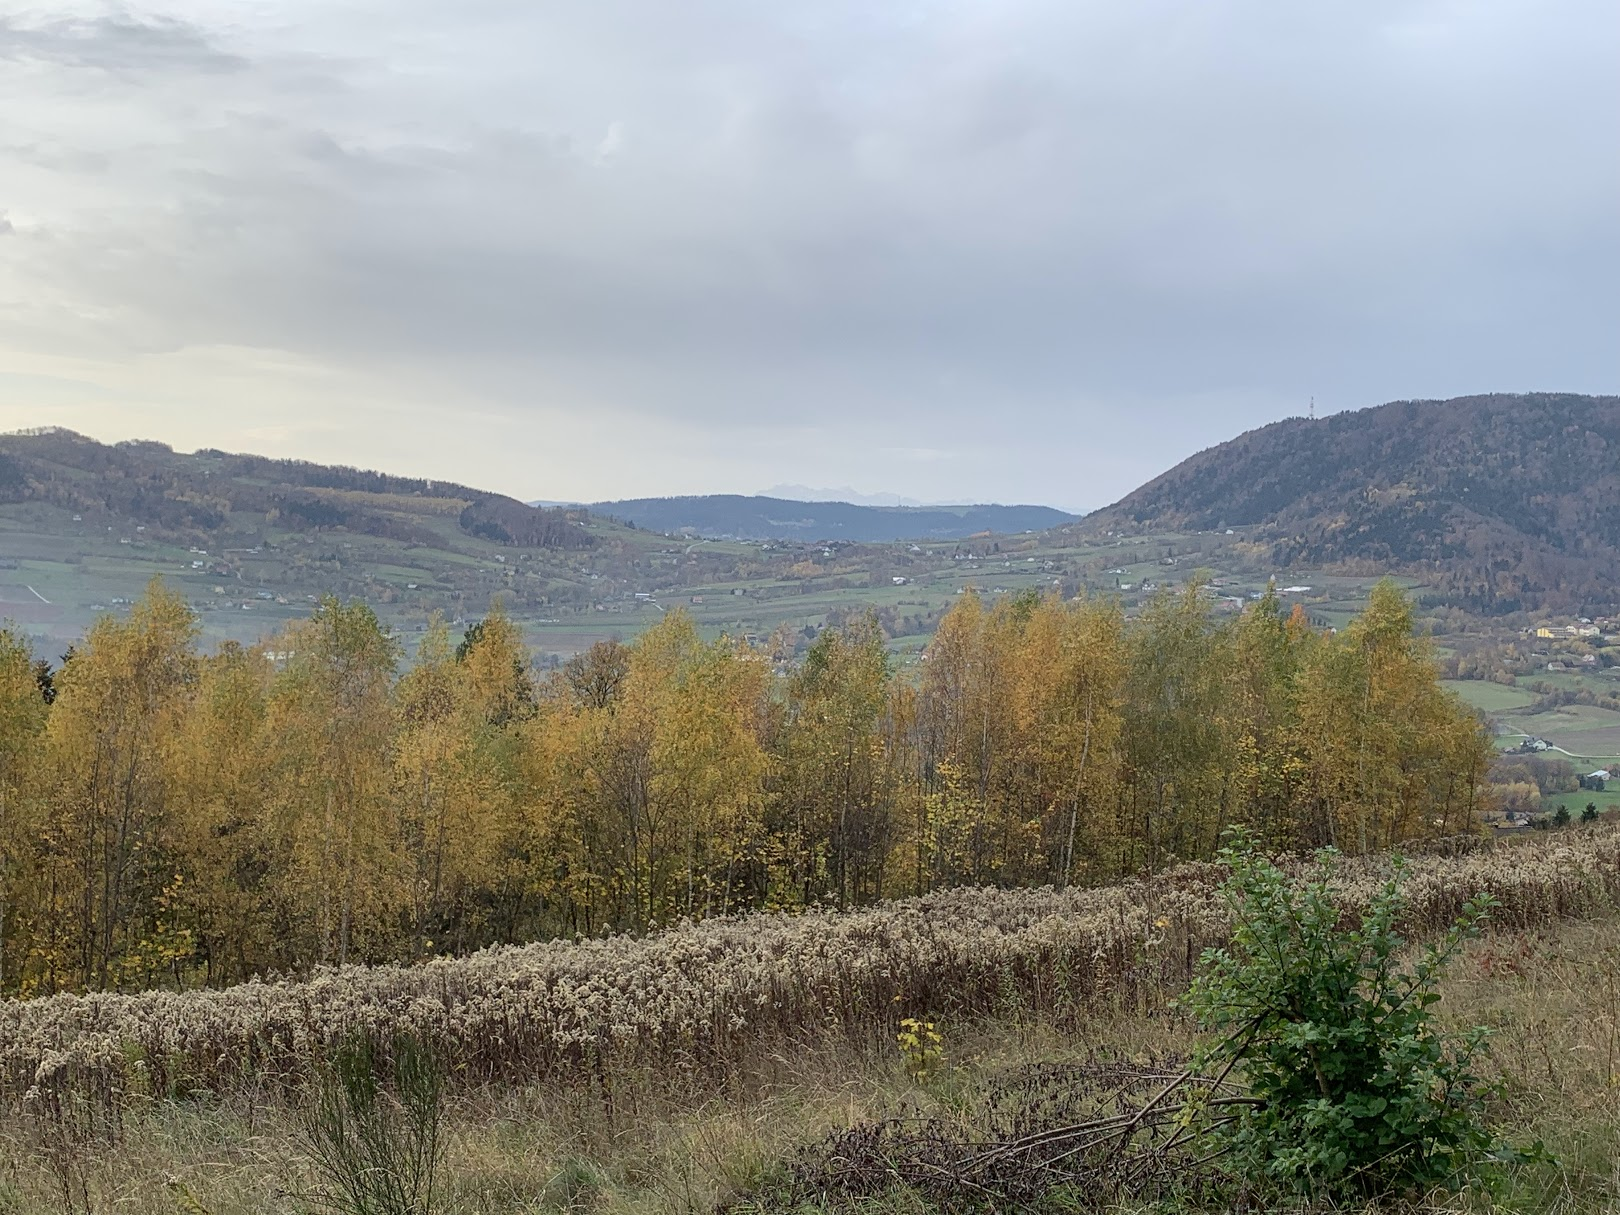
[1,0,1617,508]
[0,12,245,74]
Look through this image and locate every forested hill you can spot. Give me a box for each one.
[1087,392,1620,614]
[587,494,1076,541]
[0,428,593,551]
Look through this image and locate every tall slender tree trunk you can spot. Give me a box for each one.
[1063,689,1094,887]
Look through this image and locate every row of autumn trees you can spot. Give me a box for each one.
[0,577,1488,993]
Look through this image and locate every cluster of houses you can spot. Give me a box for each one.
[1527,618,1618,671]
[1531,616,1619,643]
[1534,621,1605,640]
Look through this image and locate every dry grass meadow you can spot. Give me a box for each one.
[4,826,1620,1214]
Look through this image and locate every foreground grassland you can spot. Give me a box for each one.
[5,827,1620,1213]
[11,925,1619,1215]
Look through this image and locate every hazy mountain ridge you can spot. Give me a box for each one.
[1087,392,1620,613]
[0,428,593,552]
[10,395,1619,621]
[587,494,1077,541]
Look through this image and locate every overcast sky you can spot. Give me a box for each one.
[2,2,1616,511]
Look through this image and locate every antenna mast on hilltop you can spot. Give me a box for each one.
[1309,396,1315,420]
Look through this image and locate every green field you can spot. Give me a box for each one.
[1443,667,1620,763]
[1537,787,1620,816]
[0,500,1414,664]
[1495,725,1620,765]
[1441,679,1538,712]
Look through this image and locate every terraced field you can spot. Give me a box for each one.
[0,490,1408,666]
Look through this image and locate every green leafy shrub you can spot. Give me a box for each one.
[301,1031,444,1215]
[1184,835,1499,1200]
[896,1017,944,1082]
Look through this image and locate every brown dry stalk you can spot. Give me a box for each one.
[4,826,1618,1118]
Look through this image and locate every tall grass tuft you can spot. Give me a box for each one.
[301,1031,443,1215]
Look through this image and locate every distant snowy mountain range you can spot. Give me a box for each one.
[757,484,929,507]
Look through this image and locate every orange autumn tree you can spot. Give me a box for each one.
[33,580,197,991]
[0,575,1489,993]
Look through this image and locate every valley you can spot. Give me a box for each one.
[6,398,1620,776]
[0,487,1396,662]
[0,403,1616,1214]
[7,5,1614,1206]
